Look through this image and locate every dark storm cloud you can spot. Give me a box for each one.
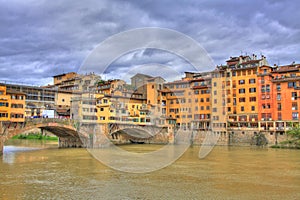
[0,0,300,85]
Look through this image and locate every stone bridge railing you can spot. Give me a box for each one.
[25,118,76,127]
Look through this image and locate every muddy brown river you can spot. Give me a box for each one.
[0,140,299,199]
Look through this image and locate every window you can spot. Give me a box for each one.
[239,80,245,84]
[292,112,298,120]
[213,91,217,95]
[214,99,217,104]
[206,106,210,110]
[0,102,9,107]
[266,85,270,92]
[249,97,256,102]
[251,106,255,111]
[249,79,256,84]
[213,108,217,112]
[100,108,104,111]
[278,103,281,111]
[194,90,199,94]
[292,102,298,110]
[232,71,236,76]
[206,98,210,102]
[249,88,256,93]
[278,113,282,120]
[263,69,267,74]
[277,93,281,100]
[276,84,281,91]
[239,88,245,94]
[241,106,244,112]
[288,82,296,88]
[213,82,217,87]
[239,98,246,102]
[292,92,297,100]
[227,107,231,112]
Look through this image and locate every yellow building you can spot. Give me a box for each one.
[95,77,151,125]
[56,90,73,107]
[96,93,147,125]
[53,72,78,86]
[211,67,228,135]
[0,85,11,121]
[0,85,26,123]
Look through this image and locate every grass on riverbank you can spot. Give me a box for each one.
[270,139,300,149]
[12,133,58,141]
[271,125,300,149]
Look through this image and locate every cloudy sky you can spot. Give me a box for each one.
[0,0,299,85]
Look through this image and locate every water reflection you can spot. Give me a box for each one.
[3,139,58,164]
[3,146,43,164]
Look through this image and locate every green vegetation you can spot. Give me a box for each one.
[270,126,300,149]
[12,132,58,141]
[251,133,268,146]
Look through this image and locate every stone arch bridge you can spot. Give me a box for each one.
[0,119,169,155]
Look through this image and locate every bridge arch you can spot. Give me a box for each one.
[108,123,169,144]
[0,119,89,154]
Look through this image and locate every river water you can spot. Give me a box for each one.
[0,140,299,199]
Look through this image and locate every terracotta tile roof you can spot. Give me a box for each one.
[276,65,300,73]
[240,59,261,65]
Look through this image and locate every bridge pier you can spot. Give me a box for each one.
[0,122,3,155]
[58,137,85,148]
[0,139,3,155]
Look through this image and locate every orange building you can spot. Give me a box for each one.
[7,90,26,122]
[162,72,212,131]
[257,65,276,131]
[226,55,268,130]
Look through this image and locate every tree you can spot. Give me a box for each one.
[287,125,300,140]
